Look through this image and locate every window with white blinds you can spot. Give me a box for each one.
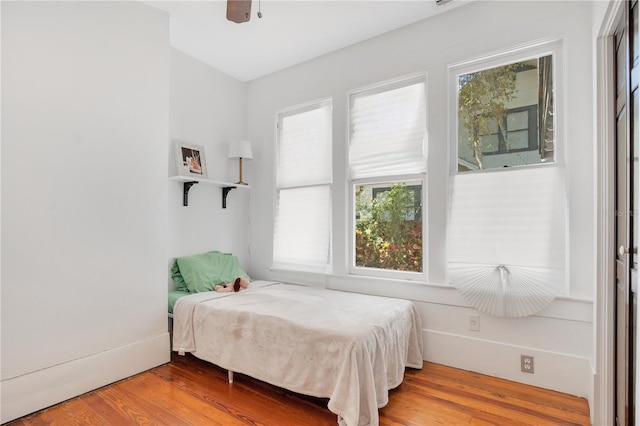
[349,77,427,179]
[348,76,427,277]
[273,99,332,270]
[447,39,566,317]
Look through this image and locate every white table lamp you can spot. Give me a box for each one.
[228,140,253,185]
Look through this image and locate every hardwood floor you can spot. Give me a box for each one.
[7,353,590,426]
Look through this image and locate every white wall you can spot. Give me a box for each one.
[168,49,250,282]
[247,0,596,410]
[1,2,170,422]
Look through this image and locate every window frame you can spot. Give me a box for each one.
[273,98,333,273]
[449,37,564,174]
[347,74,428,281]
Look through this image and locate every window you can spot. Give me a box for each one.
[447,39,567,316]
[348,76,427,277]
[273,99,332,271]
[456,54,555,172]
[355,181,422,272]
[478,105,538,155]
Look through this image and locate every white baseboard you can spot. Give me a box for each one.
[1,333,171,424]
[423,330,593,413]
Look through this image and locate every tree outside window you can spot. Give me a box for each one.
[355,182,422,272]
[457,55,554,171]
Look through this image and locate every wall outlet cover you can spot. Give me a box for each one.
[521,355,534,373]
[469,314,480,331]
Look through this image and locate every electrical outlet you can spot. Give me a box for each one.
[469,314,480,331]
[521,355,534,373]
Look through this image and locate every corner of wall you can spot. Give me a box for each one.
[1,333,170,424]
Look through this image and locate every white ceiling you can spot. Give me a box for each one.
[144,0,468,81]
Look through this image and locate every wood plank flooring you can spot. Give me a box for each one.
[6,353,591,425]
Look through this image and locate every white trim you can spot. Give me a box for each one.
[448,36,568,73]
[267,268,330,288]
[423,329,593,400]
[275,96,333,119]
[594,1,624,425]
[263,269,594,323]
[345,71,428,101]
[0,333,170,423]
[349,173,426,186]
[325,273,592,323]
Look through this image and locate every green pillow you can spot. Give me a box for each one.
[170,259,189,292]
[171,250,228,292]
[176,251,250,293]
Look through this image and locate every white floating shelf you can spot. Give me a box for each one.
[169,175,249,208]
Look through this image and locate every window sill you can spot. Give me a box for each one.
[265,268,593,323]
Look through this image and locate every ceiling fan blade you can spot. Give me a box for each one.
[227,0,252,23]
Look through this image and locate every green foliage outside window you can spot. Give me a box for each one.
[355,183,422,272]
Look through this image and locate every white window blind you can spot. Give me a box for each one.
[349,79,427,179]
[273,100,332,270]
[448,166,567,317]
[278,104,332,188]
[273,186,331,268]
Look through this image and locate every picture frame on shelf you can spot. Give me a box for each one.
[174,141,208,179]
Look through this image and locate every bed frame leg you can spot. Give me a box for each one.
[228,370,234,384]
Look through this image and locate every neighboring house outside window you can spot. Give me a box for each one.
[371,184,422,220]
[478,105,539,155]
[457,55,554,172]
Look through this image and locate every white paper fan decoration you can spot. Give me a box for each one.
[449,263,561,317]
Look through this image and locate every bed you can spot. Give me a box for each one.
[169,252,423,426]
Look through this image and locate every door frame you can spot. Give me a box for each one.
[595,1,628,425]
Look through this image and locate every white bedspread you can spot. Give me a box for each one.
[172,281,423,426]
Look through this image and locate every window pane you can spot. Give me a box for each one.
[278,102,332,187]
[506,130,529,150]
[349,79,426,179]
[457,55,553,171]
[507,111,528,131]
[355,181,422,272]
[274,186,331,268]
[480,134,499,153]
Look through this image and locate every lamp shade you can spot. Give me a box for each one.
[228,140,253,159]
